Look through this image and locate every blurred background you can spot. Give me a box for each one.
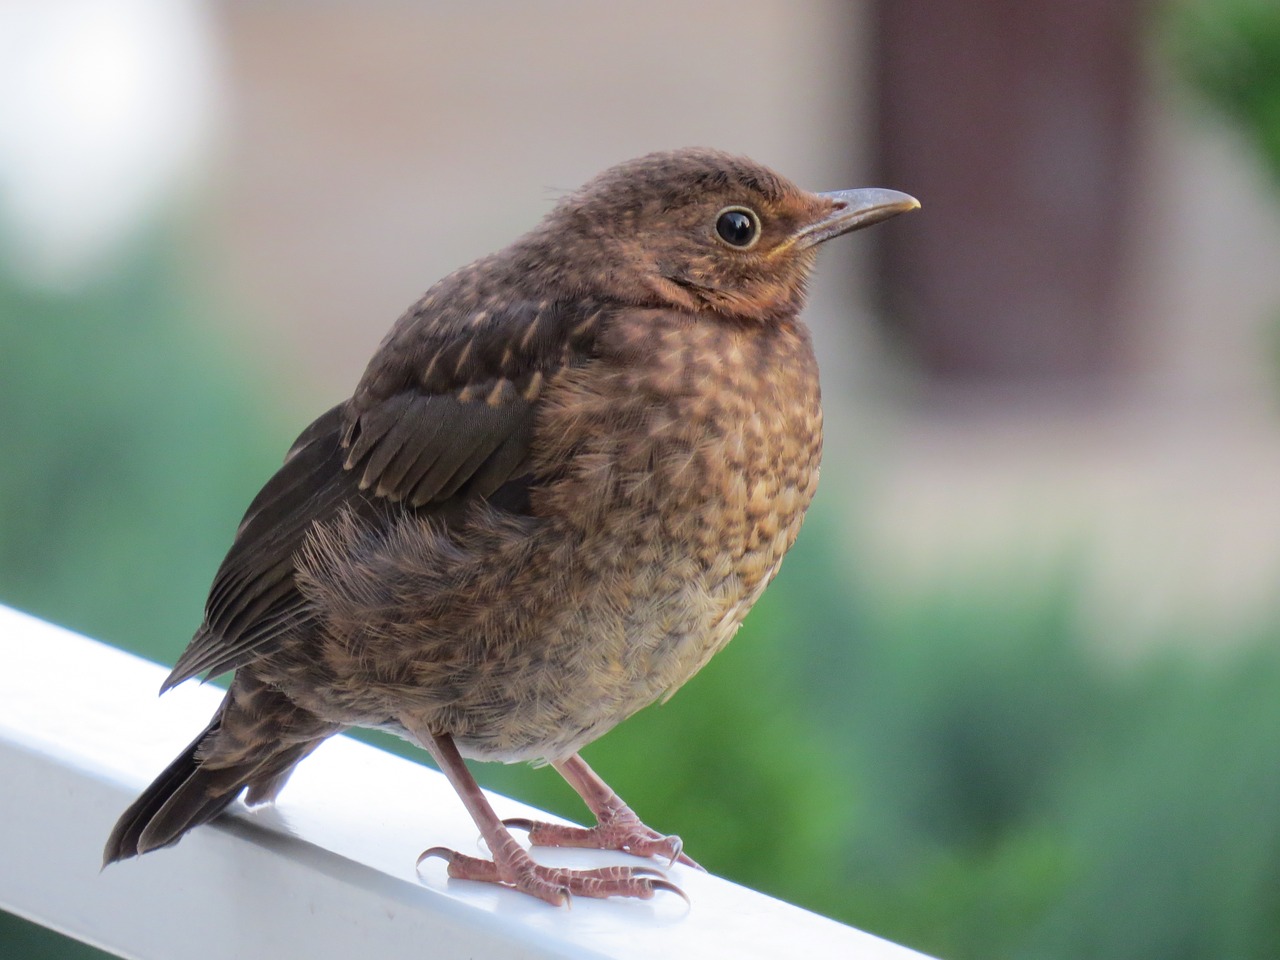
[3,1,1280,957]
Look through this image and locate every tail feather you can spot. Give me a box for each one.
[104,679,336,866]
[103,719,233,864]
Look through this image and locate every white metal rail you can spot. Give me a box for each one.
[0,604,933,959]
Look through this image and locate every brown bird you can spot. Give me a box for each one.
[103,148,918,904]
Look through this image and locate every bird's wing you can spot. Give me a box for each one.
[161,293,606,692]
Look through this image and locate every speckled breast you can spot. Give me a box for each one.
[507,308,824,760]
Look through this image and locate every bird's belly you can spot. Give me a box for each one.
[454,365,822,759]
[450,465,813,763]
[450,558,756,763]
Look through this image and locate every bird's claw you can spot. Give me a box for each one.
[416,845,457,869]
[647,877,692,906]
[416,844,685,904]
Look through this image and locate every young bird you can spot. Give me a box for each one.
[104,148,918,904]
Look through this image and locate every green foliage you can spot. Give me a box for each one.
[759,534,1280,960]
[0,238,295,960]
[0,237,296,662]
[1166,0,1280,184]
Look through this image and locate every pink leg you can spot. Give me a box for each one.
[505,753,703,870]
[413,731,685,904]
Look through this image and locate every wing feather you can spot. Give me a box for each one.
[162,288,608,691]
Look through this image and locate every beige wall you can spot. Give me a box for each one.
[208,2,876,398]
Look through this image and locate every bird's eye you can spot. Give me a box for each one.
[714,206,760,249]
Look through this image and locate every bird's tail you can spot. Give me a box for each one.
[103,678,336,865]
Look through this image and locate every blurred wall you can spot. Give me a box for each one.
[875,0,1144,384]
[207,1,880,401]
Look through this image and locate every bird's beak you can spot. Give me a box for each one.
[795,188,920,249]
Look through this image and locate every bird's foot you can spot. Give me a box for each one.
[504,808,703,870]
[417,846,686,905]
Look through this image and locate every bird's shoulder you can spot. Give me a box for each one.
[340,260,613,506]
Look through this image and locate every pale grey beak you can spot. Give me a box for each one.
[797,188,921,248]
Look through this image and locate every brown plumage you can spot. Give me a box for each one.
[103,148,918,903]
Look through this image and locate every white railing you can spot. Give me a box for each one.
[0,604,934,959]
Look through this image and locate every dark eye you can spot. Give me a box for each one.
[715,206,760,248]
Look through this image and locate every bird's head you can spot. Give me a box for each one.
[524,148,919,324]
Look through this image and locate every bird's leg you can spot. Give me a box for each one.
[504,752,703,870]
[414,731,684,904]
